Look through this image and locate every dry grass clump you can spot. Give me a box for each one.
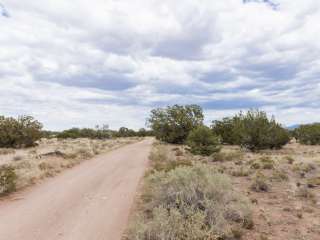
[231,167,251,177]
[295,186,315,200]
[285,156,295,164]
[149,144,192,173]
[250,172,269,192]
[293,162,316,172]
[271,169,289,182]
[127,164,252,240]
[307,177,320,188]
[0,148,15,155]
[260,156,275,169]
[211,150,244,162]
[249,156,275,170]
[0,165,17,195]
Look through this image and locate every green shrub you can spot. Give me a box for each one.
[238,110,290,151]
[128,164,252,240]
[0,165,17,195]
[148,105,204,144]
[57,127,112,139]
[212,110,290,151]
[0,115,43,148]
[186,126,221,156]
[295,123,320,145]
[211,116,242,145]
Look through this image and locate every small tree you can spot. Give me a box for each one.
[0,115,43,148]
[211,116,242,145]
[295,123,320,145]
[237,110,290,151]
[187,126,221,156]
[148,105,204,144]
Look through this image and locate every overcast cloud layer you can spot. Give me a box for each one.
[1,0,320,130]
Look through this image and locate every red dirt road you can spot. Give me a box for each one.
[0,139,152,240]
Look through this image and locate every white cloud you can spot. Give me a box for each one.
[0,0,320,129]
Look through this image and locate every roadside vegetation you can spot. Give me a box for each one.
[0,137,141,195]
[293,123,320,145]
[212,110,290,151]
[0,115,145,196]
[54,127,153,139]
[126,143,253,240]
[0,115,43,148]
[125,105,320,240]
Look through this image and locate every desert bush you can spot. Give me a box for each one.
[211,116,242,145]
[271,169,289,182]
[0,115,43,148]
[186,126,221,156]
[260,156,275,169]
[295,123,320,145]
[0,165,17,195]
[57,127,112,139]
[307,177,320,188]
[292,162,316,174]
[149,145,192,173]
[250,161,261,170]
[211,151,244,162]
[212,110,290,151]
[148,105,204,144]
[237,110,290,151]
[250,172,269,192]
[285,156,295,164]
[231,167,251,177]
[295,186,315,199]
[128,164,252,240]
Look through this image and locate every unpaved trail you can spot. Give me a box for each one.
[0,139,153,240]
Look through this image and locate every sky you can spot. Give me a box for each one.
[1,0,320,130]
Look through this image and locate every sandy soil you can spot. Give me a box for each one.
[0,139,152,240]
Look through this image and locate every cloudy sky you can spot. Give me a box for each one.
[1,0,320,130]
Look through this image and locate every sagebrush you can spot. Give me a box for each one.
[127,164,252,240]
[186,125,221,156]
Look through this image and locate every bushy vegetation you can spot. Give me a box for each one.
[186,126,221,156]
[212,110,290,151]
[128,164,252,240]
[57,127,112,139]
[148,105,204,144]
[149,144,192,173]
[294,123,320,145]
[0,165,17,195]
[57,126,153,139]
[114,127,153,138]
[212,116,242,145]
[0,115,43,148]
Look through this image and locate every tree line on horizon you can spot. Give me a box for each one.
[1,105,320,149]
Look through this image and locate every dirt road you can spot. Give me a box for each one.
[0,139,153,240]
